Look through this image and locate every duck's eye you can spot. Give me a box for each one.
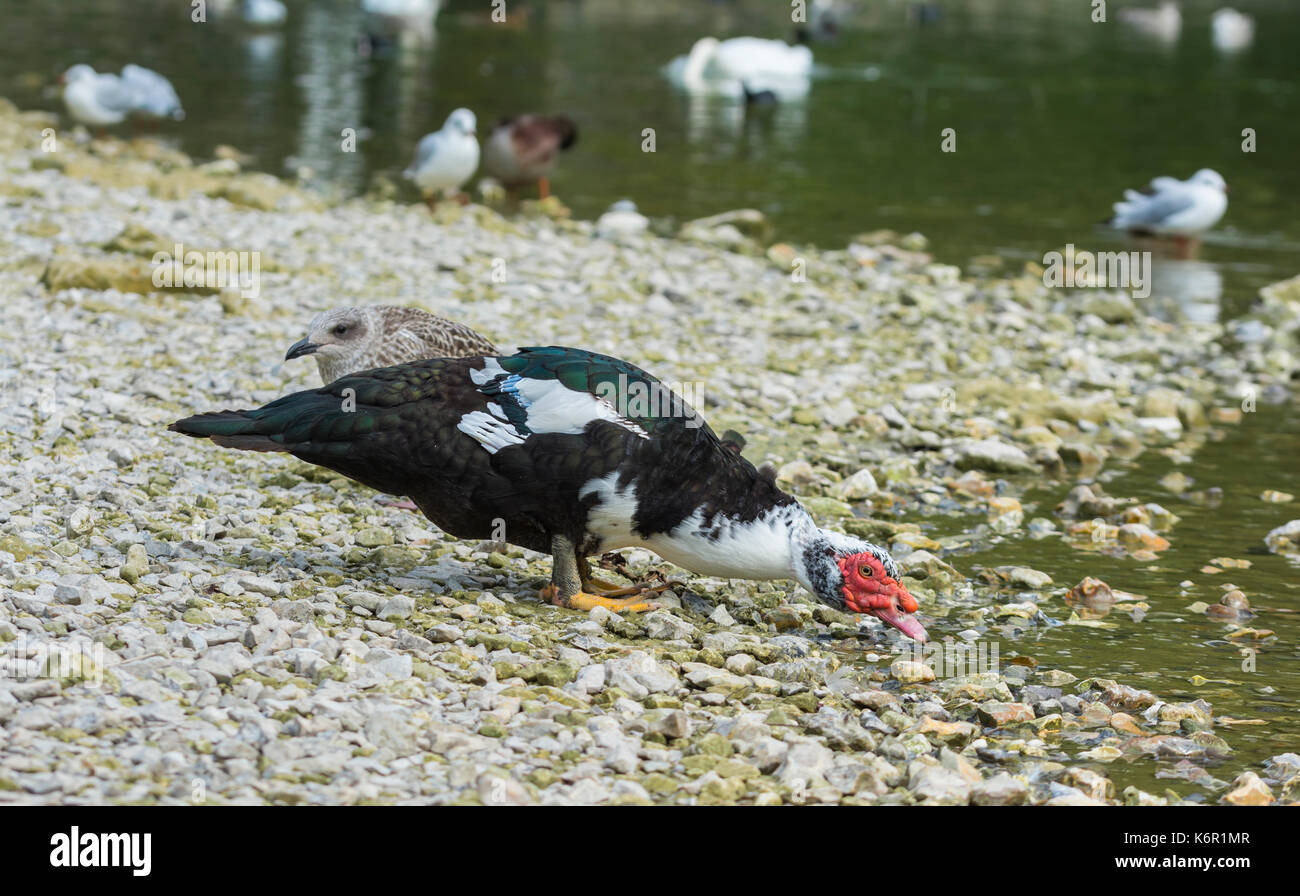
[333,324,348,336]
[859,565,873,578]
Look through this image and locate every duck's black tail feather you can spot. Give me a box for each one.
[169,387,359,454]
[170,410,286,452]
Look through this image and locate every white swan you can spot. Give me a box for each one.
[665,36,812,100]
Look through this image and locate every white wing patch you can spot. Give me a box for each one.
[456,411,525,453]
[510,377,649,439]
[461,362,650,455]
[469,358,510,385]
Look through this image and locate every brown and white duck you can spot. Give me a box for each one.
[481,115,577,199]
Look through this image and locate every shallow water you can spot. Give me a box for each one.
[4,0,1298,790]
[838,399,1300,794]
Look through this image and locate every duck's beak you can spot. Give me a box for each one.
[872,581,928,643]
[284,338,319,361]
[873,603,928,643]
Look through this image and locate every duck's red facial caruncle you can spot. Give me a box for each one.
[837,552,927,642]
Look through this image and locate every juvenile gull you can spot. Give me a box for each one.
[284,304,498,384]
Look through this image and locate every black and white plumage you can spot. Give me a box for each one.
[172,347,926,640]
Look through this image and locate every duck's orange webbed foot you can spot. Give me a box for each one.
[540,583,659,613]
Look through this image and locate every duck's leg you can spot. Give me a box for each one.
[537,176,550,199]
[541,535,659,612]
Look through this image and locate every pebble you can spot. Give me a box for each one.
[0,106,1294,807]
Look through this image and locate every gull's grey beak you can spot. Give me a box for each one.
[284,338,319,361]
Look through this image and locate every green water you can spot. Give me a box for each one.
[886,399,1300,794]
[6,0,1298,311]
[4,0,1298,791]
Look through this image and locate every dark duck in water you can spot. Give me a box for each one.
[170,346,926,641]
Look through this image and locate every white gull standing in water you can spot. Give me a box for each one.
[1106,169,1228,254]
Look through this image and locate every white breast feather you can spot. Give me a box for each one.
[580,473,797,580]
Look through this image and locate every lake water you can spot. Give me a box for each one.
[7,0,1298,310]
[893,397,1300,794]
[4,0,1298,792]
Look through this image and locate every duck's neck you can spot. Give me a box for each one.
[786,511,840,602]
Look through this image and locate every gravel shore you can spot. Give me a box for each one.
[2,98,1298,805]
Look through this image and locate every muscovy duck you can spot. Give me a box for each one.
[171,346,926,641]
[285,305,499,384]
